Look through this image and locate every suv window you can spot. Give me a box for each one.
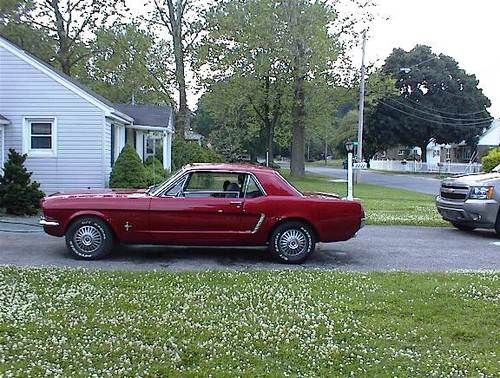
[184,172,246,198]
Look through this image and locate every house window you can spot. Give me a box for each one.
[24,118,57,157]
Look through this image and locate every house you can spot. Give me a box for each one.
[478,119,500,156]
[184,129,204,145]
[0,35,173,194]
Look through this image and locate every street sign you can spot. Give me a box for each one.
[353,162,367,170]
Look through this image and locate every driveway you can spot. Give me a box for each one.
[0,225,498,272]
[306,166,442,195]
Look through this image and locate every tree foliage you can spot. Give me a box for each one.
[79,23,174,105]
[1,0,128,76]
[482,148,500,173]
[0,149,44,215]
[367,45,492,161]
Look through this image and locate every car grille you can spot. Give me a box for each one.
[440,183,469,201]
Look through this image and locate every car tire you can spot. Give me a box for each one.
[65,217,114,260]
[451,222,475,232]
[270,221,315,264]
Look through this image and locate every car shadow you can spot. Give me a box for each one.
[74,243,354,268]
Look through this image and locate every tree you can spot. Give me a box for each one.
[0,149,44,215]
[109,144,147,188]
[368,45,492,162]
[79,23,175,105]
[197,0,291,163]
[0,0,127,76]
[0,1,56,62]
[147,0,205,137]
[282,0,338,177]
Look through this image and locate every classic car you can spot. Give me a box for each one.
[436,164,500,234]
[40,163,365,263]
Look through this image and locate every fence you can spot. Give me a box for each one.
[369,160,482,174]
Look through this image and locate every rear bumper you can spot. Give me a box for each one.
[435,196,498,228]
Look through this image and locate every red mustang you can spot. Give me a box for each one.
[40,163,364,263]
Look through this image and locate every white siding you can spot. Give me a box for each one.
[0,45,106,193]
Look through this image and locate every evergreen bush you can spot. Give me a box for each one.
[0,149,44,215]
[109,144,147,188]
[482,148,500,172]
[144,156,169,186]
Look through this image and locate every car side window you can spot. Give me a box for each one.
[162,176,186,197]
[245,176,264,198]
[183,172,246,198]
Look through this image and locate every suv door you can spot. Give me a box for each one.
[149,171,247,245]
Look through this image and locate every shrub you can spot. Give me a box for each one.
[109,144,147,188]
[172,138,222,170]
[481,148,500,172]
[144,156,169,186]
[0,149,44,215]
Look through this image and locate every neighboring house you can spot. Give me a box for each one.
[185,129,204,145]
[478,119,500,156]
[0,35,173,194]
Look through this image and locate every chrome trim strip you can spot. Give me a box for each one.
[39,219,60,227]
[252,214,266,233]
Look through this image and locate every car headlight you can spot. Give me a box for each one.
[469,186,494,200]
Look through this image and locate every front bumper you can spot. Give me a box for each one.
[435,196,499,228]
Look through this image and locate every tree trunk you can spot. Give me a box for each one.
[290,72,305,177]
[420,142,428,162]
[266,122,274,165]
[167,0,189,138]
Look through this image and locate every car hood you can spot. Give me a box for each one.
[443,172,500,186]
[44,188,149,200]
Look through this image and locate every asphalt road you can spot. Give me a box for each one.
[1,225,498,272]
[306,166,442,195]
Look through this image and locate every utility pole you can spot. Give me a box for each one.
[357,31,367,162]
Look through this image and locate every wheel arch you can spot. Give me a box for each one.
[65,211,118,240]
[268,217,319,242]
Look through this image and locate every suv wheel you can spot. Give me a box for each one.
[451,222,475,232]
[66,217,114,259]
[270,222,315,264]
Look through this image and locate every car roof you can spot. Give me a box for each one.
[183,163,277,173]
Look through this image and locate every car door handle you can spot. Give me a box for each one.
[230,201,243,206]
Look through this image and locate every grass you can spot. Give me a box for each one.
[285,172,448,226]
[0,267,497,376]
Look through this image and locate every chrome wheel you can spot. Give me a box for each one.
[73,225,103,254]
[278,228,308,257]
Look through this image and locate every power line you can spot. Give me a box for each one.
[403,96,489,117]
[379,101,494,127]
[387,98,493,122]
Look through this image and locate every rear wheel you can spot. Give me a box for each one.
[451,222,475,232]
[270,222,315,264]
[65,217,114,260]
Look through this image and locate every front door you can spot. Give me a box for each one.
[149,171,247,245]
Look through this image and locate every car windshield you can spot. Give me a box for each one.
[148,168,184,196]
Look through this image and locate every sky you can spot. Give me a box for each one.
[365,0,500,118]
[127,0,499,117]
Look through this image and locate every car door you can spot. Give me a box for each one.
[149,170,247,245]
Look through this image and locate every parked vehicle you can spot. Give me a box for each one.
[40,163,365,263]
[436,164,500,233]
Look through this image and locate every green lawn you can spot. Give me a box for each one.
[286,172,448,226]
[307,159,344,168]
[0,268,498,376]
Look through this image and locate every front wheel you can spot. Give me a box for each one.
[270,222,315,264]
[65,217,114,260]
